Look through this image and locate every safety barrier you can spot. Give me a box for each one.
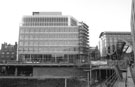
[93,71,120,87]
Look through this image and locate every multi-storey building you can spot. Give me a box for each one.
[18,12,89,64]
[99,31,131,57]
[0,42,17,62]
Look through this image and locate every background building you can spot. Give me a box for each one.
[18,12,89,64]
[0,42,17,62]
[89,46,100,60]
[99,31,131,57]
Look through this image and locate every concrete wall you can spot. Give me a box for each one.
[33,67,87,78]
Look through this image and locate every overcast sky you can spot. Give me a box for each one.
[0,0,132,46]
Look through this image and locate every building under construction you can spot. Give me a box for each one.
[0,12,90,87]
[0,12,133,87]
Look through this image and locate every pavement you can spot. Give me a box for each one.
[116,67,134,87]
[127,67,135,87]
[131,66,135,83]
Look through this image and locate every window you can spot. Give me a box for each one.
[24,42,28,46]
[19,41,23,46]
[2,52,5,54]
[20,29,24,33]
[34,42,38,46]
[29,48,33,51]
[20,35,24,40]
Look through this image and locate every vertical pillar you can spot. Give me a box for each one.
[108,69,109,78]
[105,69,107,79]
[99,69,101,81]
[67,55,69,63]
[65,78,67,87]
[15,67,18,76]
[30,54,31,62]
[55,54,57,63]
[87,72,90,87]
[95,70,97,82]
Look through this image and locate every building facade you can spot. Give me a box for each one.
[99,32,131,57]
[18,12,89,64]
[89,46,100,60]
[0,42,17,62]
[131,0,135,63]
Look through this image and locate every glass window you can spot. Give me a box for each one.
[19,41,23,46]
[20,35,24,40]
[34,47,38,51]
[24,48,28,52]
[24,42,28,46]
[29,47,33,51]
[25,35,29,40]
[29,28,34,33]
[35,29,39,32]
[34,42,38,46]
[2,52,5,54]
[20,29,24,33]
[19,47,23,51]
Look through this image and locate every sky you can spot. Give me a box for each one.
[0,0,132,47]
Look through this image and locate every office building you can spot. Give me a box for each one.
[18,12,89,63]
[99,31,131,57]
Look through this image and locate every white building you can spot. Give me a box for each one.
[18,12,89,64]
[99,31,131,57]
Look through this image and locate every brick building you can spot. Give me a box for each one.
[0,42,17,62]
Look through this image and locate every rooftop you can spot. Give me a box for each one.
[99,31,131,38]
[33,12,62,15]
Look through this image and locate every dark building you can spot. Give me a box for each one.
[0,42,17,62]
[89,46,100,60]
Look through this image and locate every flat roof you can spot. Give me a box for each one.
[99,31,131,38]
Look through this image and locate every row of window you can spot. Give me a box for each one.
[23,17,68,23]
[19,54,84,63]
[19,34,78,39]
[0,52,15,54]
[23,23,68,26]
[18,47,79,52]
[0,55,16,58]
[20,27,78,33]
[19,40,79,46]
[106,35,131,38]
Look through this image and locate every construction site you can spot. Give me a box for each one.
[1,0,135,86]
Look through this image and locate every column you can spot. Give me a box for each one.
[15,67,18,76]
[87,72,90,87]
[30,54,31,62]
[65,78,67,87]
